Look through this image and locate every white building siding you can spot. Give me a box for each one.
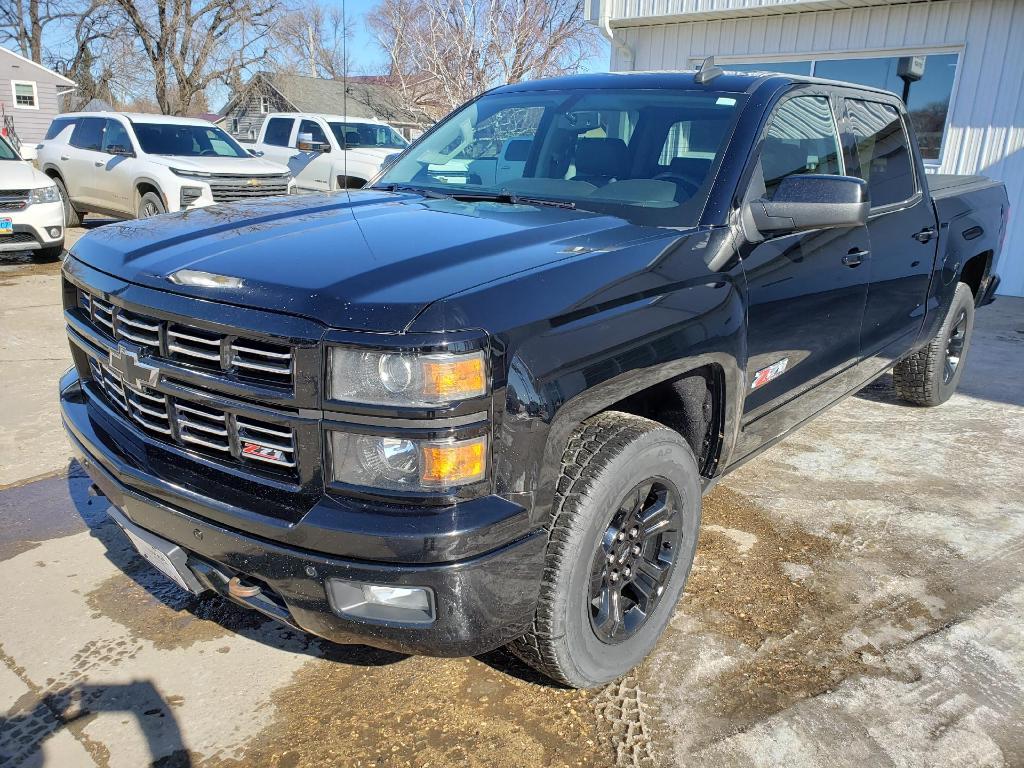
[605,0,1024,297]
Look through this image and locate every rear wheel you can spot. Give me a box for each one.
[138,191,166,219]
[508,412,701,688]
[52,177,81,228]
[893,282,976,406]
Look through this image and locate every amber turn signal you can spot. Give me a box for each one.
[420,436,487,486]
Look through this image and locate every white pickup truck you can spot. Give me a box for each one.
[252,113,409,191]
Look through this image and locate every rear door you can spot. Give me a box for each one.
[64,117,106,207]
[737,91,872,452]
[257,116,296,168]
[841,97,938,362]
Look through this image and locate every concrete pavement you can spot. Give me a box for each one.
[0,228,1021,766]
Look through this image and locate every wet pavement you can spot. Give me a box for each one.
[1,231,1022,767]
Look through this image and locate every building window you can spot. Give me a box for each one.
[11,80,38,109]
[259,96,270,114]
[231,118,239,134]
[715,51,959,162]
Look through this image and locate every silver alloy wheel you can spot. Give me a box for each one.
[141,201,160,218]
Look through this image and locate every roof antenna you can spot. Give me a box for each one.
[342,0,349,198]
[694,55,724,84]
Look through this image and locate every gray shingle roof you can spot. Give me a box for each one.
[266,73,431,125]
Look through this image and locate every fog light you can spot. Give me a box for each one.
[326,579,435,625]
[47,226,62,238]
[180,186,203,208]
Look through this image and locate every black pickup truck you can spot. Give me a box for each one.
[60,70,1006,688]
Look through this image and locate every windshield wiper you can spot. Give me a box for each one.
[448,190,577,210]
[372,183,451,199]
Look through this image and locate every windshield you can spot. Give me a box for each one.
[134,123,249,158]
[329,122,408,149]
[0,136,17,160]
[375,88,743,225]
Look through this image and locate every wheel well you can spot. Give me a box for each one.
[604,364,725,477]
[135,182,163,208]
[44,168,62,182]
[337,175,367,190]
[960,250,991,303]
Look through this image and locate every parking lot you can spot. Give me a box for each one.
[1,222,1022,767]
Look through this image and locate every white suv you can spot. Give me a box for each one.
[36,113,294,224]
[0,133,64,260]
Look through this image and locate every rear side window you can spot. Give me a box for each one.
[69,117,104,151]
[844,99,916,208]
[760,96,842,198]
[263,117,293,147]
[45,117,77,141]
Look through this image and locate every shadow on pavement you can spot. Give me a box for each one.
[0,680,190,767]
[64,460,406,669]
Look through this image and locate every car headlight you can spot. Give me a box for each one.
[329,431,487,491]
[328,347,487,407]
[28,185,60,204]
[170,168,213,179]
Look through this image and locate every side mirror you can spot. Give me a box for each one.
[107,144,134,157]
[296,132,329,153]
[248,148,265,158]
[750,175,869,233]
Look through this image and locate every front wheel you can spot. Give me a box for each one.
[508,412,701,688]
[137,191,166,219]
[893,282,976,406]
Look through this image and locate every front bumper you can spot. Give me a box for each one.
[61,370,546,657]
[0,200,64,252]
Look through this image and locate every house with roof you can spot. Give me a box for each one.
[0,46,76,156]
[219,72,433,143]
[586,0,1024,296]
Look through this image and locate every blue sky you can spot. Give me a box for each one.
[331,0,610,75]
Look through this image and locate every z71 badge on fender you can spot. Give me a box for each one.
[751,358,789,390]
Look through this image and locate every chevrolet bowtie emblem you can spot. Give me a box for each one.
[109,343,159,390]
[246,178,261,187]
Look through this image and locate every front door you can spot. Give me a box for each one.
[842,97,938,362]
[736,92,872,454]
[96,118,136,215]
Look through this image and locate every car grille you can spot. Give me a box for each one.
[0,232,38,244]
[208,175,291,203]
[79,290,293,389]
[88,357,298,472]
[0,191,28,212]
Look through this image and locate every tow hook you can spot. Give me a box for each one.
[228,576,262,599]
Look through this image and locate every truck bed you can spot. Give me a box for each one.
[928,173,1003,200]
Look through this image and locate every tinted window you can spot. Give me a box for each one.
[69,118,104,151]
[297,119,328,145]
[102,119,132,153]
[133,123,248,157]
[45,117,77,141]
[814,53,957,161]
[760,96,842,198]
[844,99,916,208]
[263,117,293,147]
[0,136,17,160]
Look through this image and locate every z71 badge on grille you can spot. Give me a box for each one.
[242,442,289,463]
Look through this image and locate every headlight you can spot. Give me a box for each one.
[328,348,487,407]
[28,185,60,204]
[329,431,487,491]
[170,168,213,179]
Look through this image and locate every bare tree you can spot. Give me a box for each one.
[368,0,599,117]
[271,0,353,80]
[0,0,70,62]
[106,0,282,115]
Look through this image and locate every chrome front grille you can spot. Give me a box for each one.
[79,290,293,389]
[208,175,291,203]
[0,190,28,211]
[88,357,297,472]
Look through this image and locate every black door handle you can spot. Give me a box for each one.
[842,248,868,267]
[913,227,937,243]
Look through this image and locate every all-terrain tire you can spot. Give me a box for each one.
[53,176,81,228]
[893,282,975,407]
[508,411,702,688]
